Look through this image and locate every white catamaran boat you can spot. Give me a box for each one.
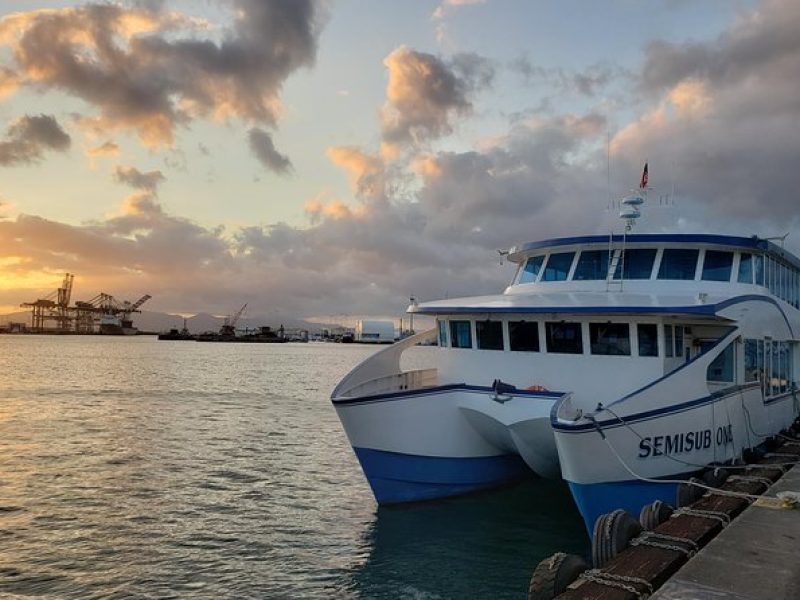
[331,175,800,531]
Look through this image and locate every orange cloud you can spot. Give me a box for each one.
[667,79,713,119]
[304,197,354,222]
[411,154,442,180]
[326,146,386,201]
[380,46,478,155]
[0,2,322,148]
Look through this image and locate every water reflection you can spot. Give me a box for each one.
[348,480,589,599]
[0,337,588,598]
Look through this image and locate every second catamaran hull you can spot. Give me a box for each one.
[554,384,798,531]
[334,385,564,503]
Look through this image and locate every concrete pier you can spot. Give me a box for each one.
[653,462,800,600]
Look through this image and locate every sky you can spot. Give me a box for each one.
[0,0,798,322]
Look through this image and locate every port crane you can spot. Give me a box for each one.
[20,273,151,334]
[220,303,247,336]
[21,273,74,331]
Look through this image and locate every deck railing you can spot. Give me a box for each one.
[331,328,438,399]
[338,368,438,398]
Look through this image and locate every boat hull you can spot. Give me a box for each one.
[353,447,531,503]
[554,385,798,531]
[334,385,563,504]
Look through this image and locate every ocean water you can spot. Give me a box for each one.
[0,336,587,599]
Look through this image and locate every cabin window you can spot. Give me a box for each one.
[614,248,657,280]
[519,255,544,284]
[437,320,448,347]
[590,323,630,355]
[449,320,472,349]
[707,342,735,383]
[542,252,575,281]
[509,321,540,352]
[738,253,753,284]
[701,251,733,282]
[779,342,788,394]
[744,339,759,382]
[771,340,780,396]
[476,320,504,350]
[637,324,658,357]
[545,322,583,354]
[755,255,765,286]
[573,250,609,280]
[675,326,684,359]
[769,259,777,293]
[658,249,699,280]
[664,325,674,358]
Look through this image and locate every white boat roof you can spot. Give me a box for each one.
[409,291,739,317]
[505,233,800,269]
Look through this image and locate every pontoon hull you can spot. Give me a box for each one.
[554,386,798,531]
[334,385,564,503]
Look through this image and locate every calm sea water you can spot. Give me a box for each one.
[0,336,587,599]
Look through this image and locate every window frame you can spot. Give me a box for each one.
[449,320,473,349]
[589,322,631,356]
[518,255,545,284]
[545,321,584,354]
[573,250,610,281]
[476,320,504,351]
[701,250,734,282]
[508,320,541,352]
[541,252,577,282]
[637,323,659,357]
[613,248,658,280]
[658,248,700,281]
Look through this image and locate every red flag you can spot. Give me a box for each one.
[639,162,648,189]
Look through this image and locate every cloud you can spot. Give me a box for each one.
[85,141,120,159]
[0,1,325,147]
[3,1,800,320]
[1,112,606,318]
[611,0,800,220]
[326,146,387,202]
[380,47,492,155]
[509,56,629,98]
[248,127,292,174]
[304,195,355,224]
[432,0,486,20]
[113,165,166,192]
[0,114,71,166]
[0,66,18,98]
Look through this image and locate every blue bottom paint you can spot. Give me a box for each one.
[353,447,532,504]
[568,479,681,534]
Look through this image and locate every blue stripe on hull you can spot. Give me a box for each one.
[353,447,532,504]
[568,479,680,534]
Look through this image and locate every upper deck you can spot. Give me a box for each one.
[412,234,800,315]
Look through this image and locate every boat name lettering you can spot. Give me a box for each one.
[638,425,733,459]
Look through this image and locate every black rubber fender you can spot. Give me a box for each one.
[676,477,704,507]
[527,552,588,600]
[702,468,729,489]
[591,509,641,569]
[639,500,674,530]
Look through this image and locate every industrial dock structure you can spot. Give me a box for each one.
[5,273,151,335]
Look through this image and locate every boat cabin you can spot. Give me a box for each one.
[414,234,800,405]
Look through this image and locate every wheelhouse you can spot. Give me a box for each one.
[504,234,800,308]
[413,234,800,406]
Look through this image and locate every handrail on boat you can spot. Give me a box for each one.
[331,328,438,399]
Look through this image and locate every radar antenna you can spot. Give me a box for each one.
[619,161,649,232]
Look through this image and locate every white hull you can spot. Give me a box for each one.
[334,385,562,503]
